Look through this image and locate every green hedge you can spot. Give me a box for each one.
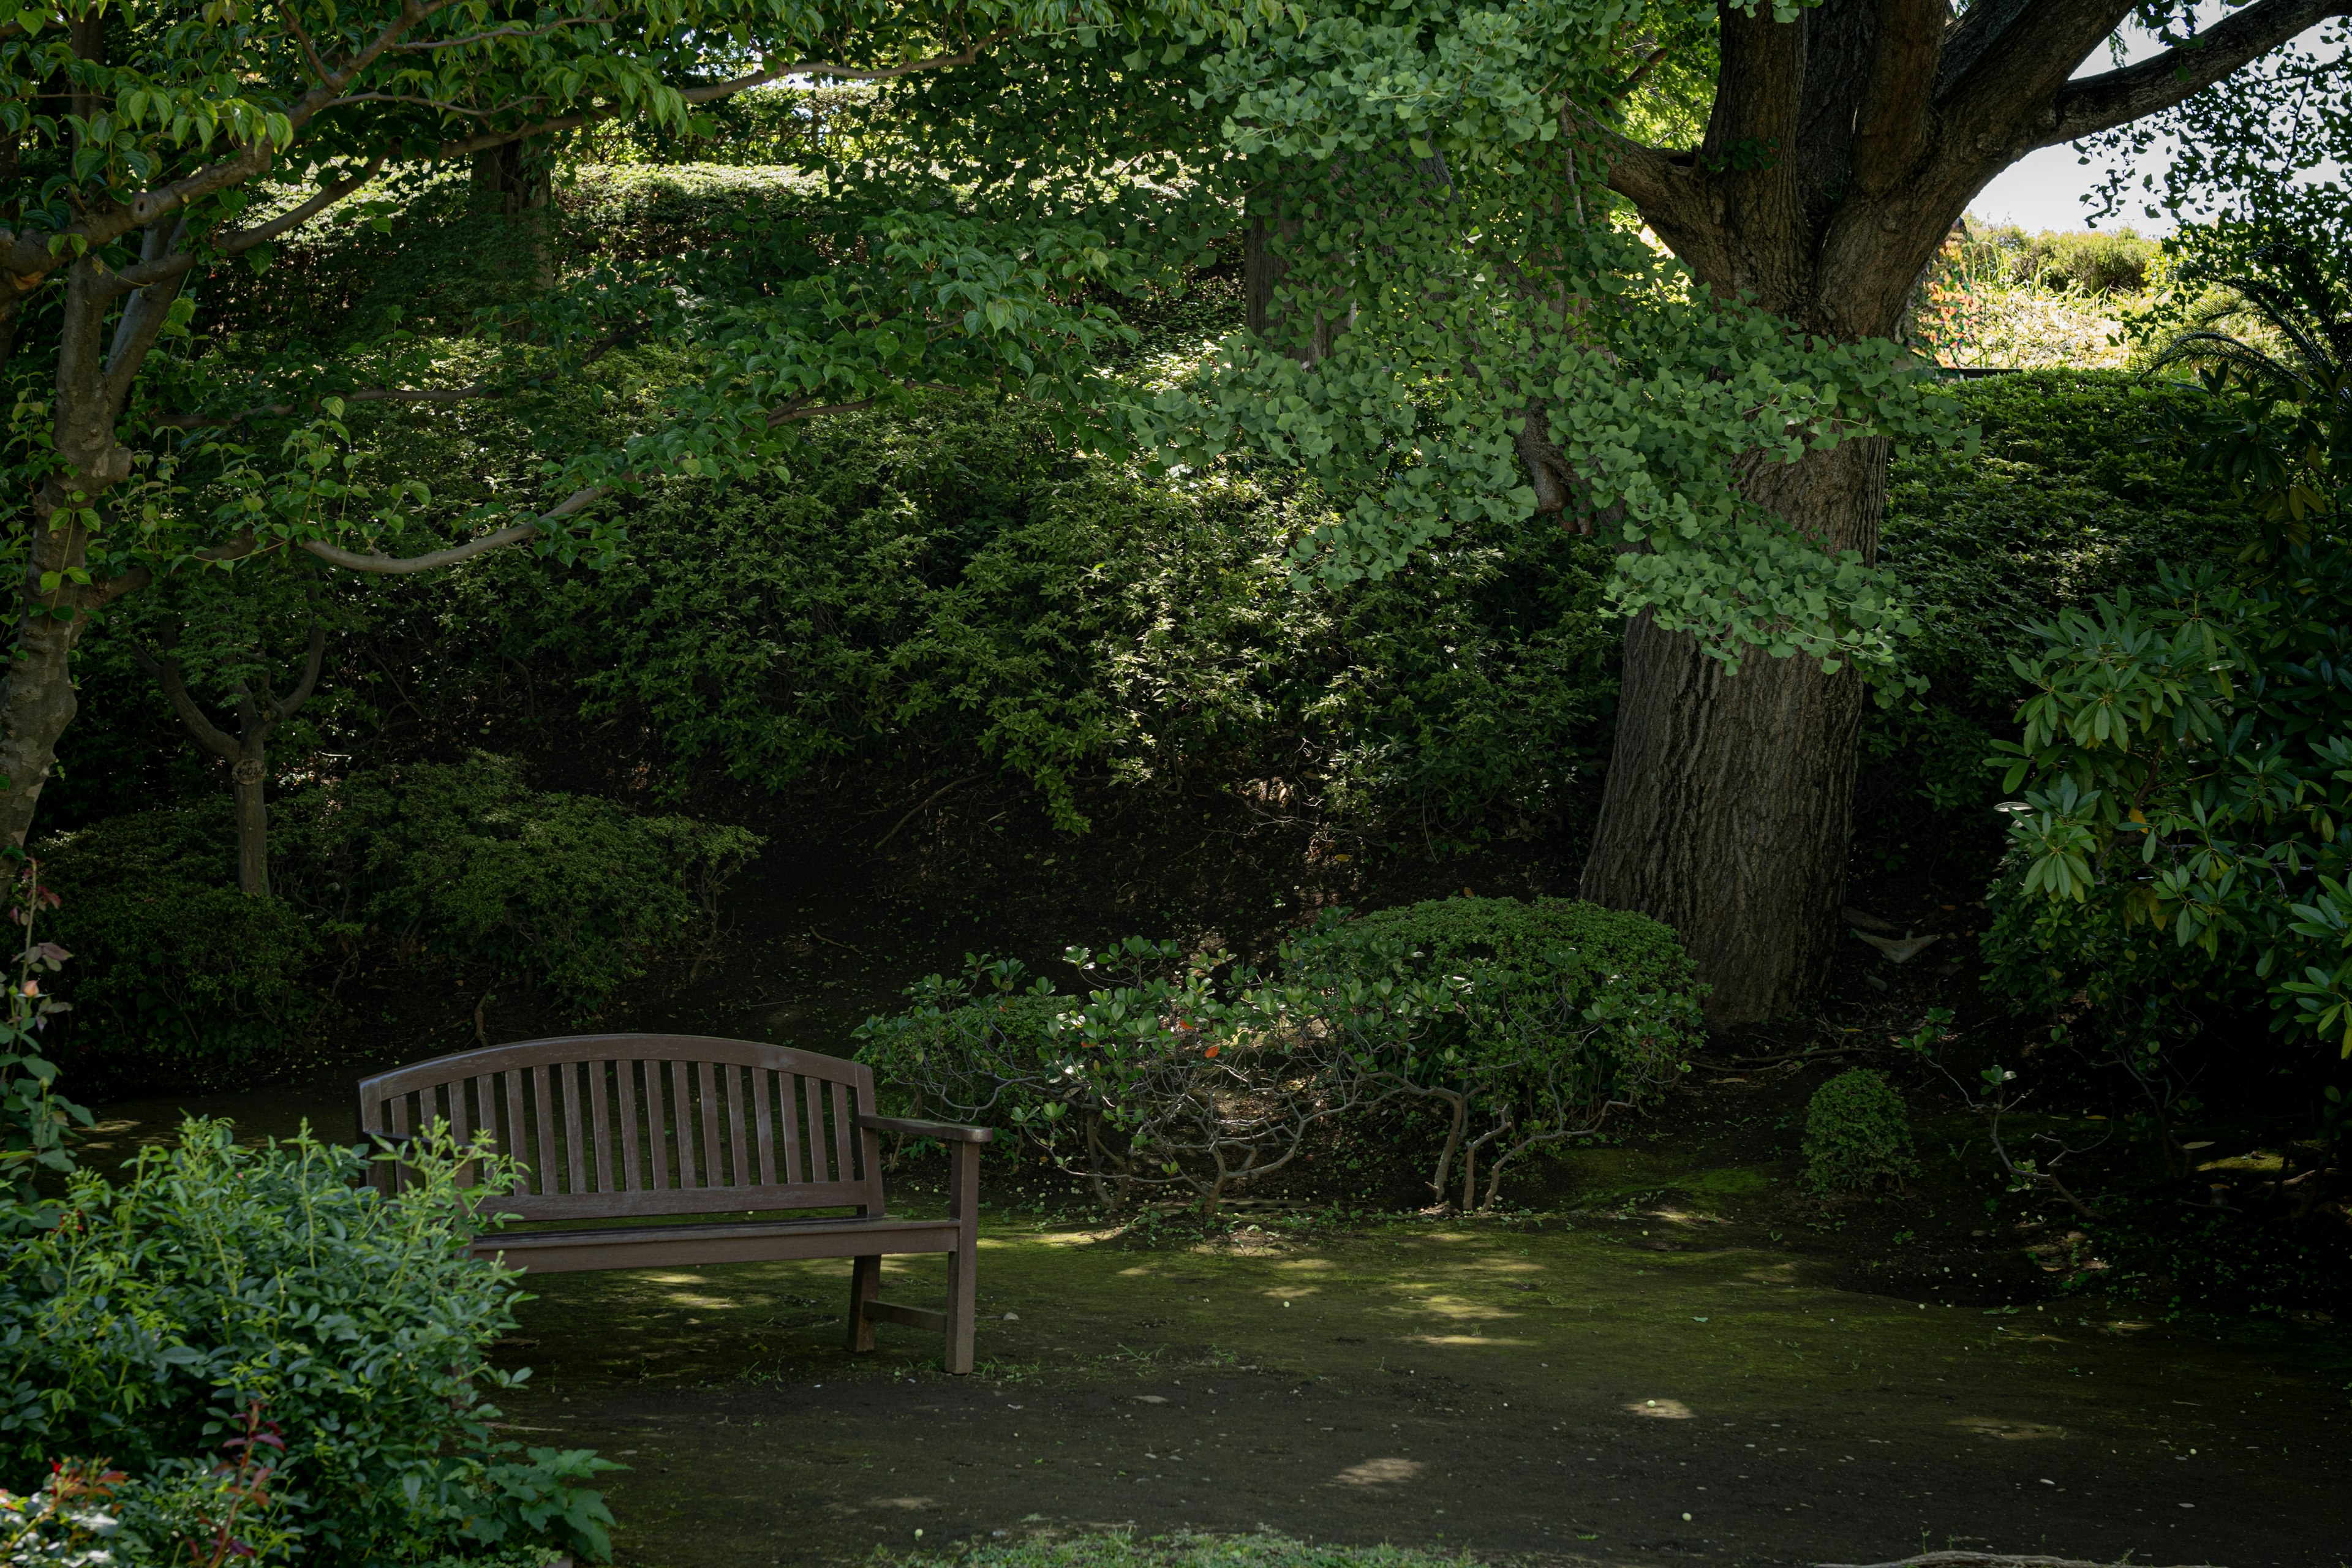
[513,396,1618,831]
[1869,369,2255,818]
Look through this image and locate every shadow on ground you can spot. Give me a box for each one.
[489,1212,2350,1568]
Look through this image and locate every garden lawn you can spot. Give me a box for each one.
[490,1210,2350,1568]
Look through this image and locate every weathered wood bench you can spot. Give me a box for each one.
[356,1033,992,1372]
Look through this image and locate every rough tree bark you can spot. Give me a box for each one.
[1578,0,2349,1024]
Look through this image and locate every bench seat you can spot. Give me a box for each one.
[359,1033,990,1371]
[477,1214,962,1273]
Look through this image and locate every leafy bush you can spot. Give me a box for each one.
[276,755,762,1015]
[1991,269,2352,1071]
[856,898,1700,1213]
[37,799,323,1079]
[1801,1069,1920,1192]
[1274,898,1701,1208]
[857,940,1366,1213]
[0,1120,618,1564]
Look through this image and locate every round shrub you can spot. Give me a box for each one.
[1803,1069,1921,1192]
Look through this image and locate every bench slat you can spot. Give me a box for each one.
[643,1057,669,1189]
[696,1060,723,1189]
[562,1062,589,1196]
[829,1079,855,1192]
[722,1065,750,1188]
[589,1060,614,1194]
[802,1074,827,1182]
[753,1068,778,1187]
[615,1060,642,1192]
[502,1071,529,1197]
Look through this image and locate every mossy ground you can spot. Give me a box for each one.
[479,1204,2346,1568]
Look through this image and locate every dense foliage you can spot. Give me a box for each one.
[0,1121,617,1565]
[1990,259,2352,1081]
[1865,371,2255,831]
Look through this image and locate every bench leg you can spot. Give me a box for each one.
[847,1254,881,1354]
[944,1140,980,1374]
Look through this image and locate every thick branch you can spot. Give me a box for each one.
[2048,0,2352,143]
[1849,0,1946,194]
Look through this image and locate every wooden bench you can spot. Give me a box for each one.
[356,1033,992,1372]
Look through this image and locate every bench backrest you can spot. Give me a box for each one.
[356,1033,884,1221]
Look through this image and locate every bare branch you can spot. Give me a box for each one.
[277,616,328,720]
[1611,45,1670,102]
[101,154,388,301]
[325,92,517,117]
[2048,0,2352,144]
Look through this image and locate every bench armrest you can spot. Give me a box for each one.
[857,1114,993,1145]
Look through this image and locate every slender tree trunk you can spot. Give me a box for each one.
[232,756,270,897]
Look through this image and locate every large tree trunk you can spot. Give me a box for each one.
[1581,439,1889,1025]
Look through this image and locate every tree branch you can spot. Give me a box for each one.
[276,616,328,721]
[395,17,606,51]
[276,0,333,84]
[298,519,545,575]
[128,635,241,763]
[2048,0,2352,144]
[435,34,1003,159]
[1,0,456,290]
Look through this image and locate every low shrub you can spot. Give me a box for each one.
[1802,1069,1920,1192]
[0,1120,618,1564]
[857,940,1363,1213]
[856,897,1702,1213]
[1274,898,1702,1209]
